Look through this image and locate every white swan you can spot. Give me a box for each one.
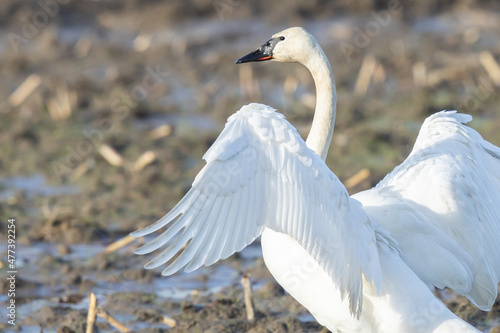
[131,27,500,332]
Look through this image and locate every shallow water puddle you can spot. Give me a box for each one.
[0,174,79,201]
[2,238,268,332]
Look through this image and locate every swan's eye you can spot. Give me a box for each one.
[279,36,285,41]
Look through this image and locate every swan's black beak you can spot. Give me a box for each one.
[236,37,281,64]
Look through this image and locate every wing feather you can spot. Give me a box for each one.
[146,195,214,269]
[234,183,251,250]
[163,204,215,274]
[205,213,230,266]
[220,189,242,260]
[132,103,382,316]
[130,189,200,238]
[355,111,500,310]
[134,202,198,255]
[204,196,233,266]
[184,196,225,272]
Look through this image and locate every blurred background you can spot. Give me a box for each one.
[1,0,500,332]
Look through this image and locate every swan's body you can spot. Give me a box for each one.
[131,27,500,332]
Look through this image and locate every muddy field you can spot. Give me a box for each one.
[1,0,500,332]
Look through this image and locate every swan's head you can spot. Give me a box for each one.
[236,27,316,65]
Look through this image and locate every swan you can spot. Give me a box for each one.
[131,27,500,332]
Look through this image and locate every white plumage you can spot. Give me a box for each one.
[133,103,384,315]
[355,111,500,311]
[132,27,500,332]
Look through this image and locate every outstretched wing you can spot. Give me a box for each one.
[131,103,382,315]
[355,111,500,310]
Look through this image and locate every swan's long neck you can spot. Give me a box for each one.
[303,44,337,161]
